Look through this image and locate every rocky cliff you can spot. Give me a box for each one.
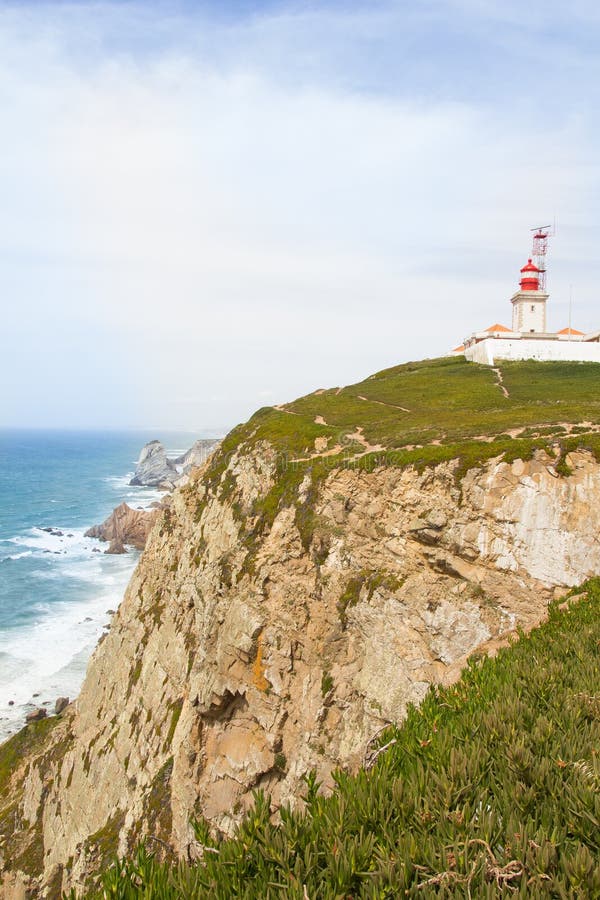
[3,357,600,897]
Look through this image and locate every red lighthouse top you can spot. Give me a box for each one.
[519,258,540,291]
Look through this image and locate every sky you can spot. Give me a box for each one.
[1,0,600,431]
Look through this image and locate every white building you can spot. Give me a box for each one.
[457,257,600,365]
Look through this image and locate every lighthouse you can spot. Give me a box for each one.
[510,258,549,333]
[459,224,600,364]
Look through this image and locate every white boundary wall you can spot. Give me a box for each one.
[465,338,600,366]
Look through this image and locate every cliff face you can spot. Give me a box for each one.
[4,441,600,896]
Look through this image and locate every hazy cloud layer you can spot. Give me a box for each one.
[1,1,599,429]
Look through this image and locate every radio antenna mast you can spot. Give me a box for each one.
[531,224,552,291]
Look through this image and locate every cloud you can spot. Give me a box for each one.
[1,1,599,428]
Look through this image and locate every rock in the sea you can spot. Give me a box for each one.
[129,440,177,487]
[55,697,69,715]
[105,538,127,555]
[25,708,47,723]
[86,502,159,551]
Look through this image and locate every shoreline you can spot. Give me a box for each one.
[0,436,220,741]
[0,524,144,742]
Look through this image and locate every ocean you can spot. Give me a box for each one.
[0,429,211,741]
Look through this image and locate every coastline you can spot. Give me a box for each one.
[0,432,212,742]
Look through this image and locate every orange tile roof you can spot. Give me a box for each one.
[557,327,584,335]
[453,345,465,353]
[485,323,512,333]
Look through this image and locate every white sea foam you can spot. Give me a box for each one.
[7,526,93,556]
[104,474,164,510]
[2,550,33,561]
[0,551,134,740]
[0,530,139,739]
[105,473,134,489]
[0,438,193,743]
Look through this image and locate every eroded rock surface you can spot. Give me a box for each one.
[129,441,177,488]
[129,439,220,489]
[3,447,600,895]
[85,502,160,552]
[174,440,220,475]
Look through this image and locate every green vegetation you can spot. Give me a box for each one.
[273,752,287,773]
[130,658,143,688]
[0,715,57,797]
[336,575,364,627]
[321,672,334,697]
[88,580,600,898]
[240,357,600,459]
[158,507,175,538]
[183,358,600,504]
[86,813,127,871]
[0,715,69,877]
[164,699,183,750]
[144,758,174,842]
[337,570,406,627]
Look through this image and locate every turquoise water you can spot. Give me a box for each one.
[0,430,210,739]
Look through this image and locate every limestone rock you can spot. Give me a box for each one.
[174,440,220,474]
[55,698,69,715]
[129,441,177,487]
[105,539,126,555]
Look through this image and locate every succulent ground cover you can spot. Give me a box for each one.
[87,580,600,898]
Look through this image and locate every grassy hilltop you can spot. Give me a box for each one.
[217,355,600,474]
[271,355,600,447]
[196,356,600,552]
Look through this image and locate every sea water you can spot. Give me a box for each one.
[0,429,213,741]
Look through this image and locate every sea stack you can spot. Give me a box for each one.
[129,441,177,488]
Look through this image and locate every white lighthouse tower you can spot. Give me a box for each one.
[510,258,549,333]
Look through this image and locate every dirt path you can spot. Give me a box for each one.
[357,395,410,413]
[290,421,600,465]
[291,426,383,463]
[492,367,509,399]
[344,426,384,453]
[475,422,600,441]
